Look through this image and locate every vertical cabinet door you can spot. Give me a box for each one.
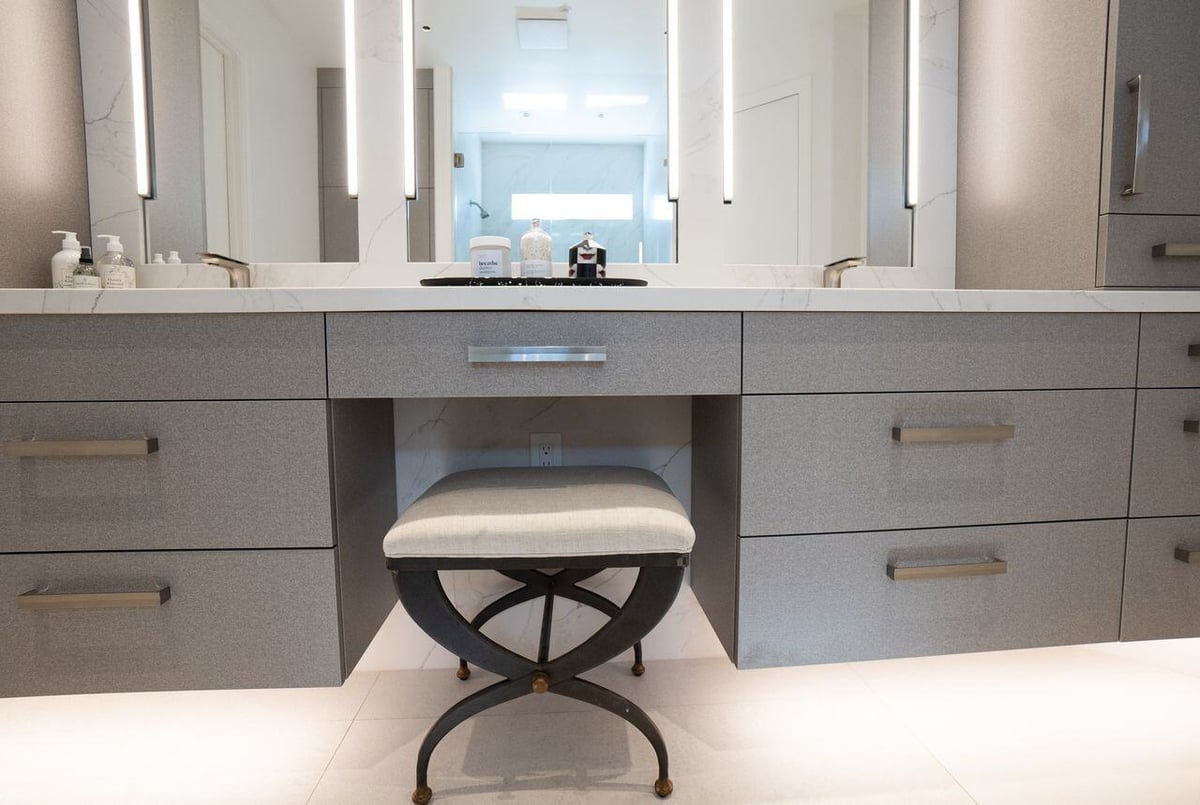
[1104,0,1200,214]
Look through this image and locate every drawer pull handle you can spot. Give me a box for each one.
[1189,344,1200,359]
[1185,421,1199,434]
[17,587,171,611]
[468,346,607,364]
[887,559,1007,581]
[1122,74,1149,196]
[4,438,159,458]
[1176,548,1200,564]
[891,425,1015,444]
[1151,243,1200,258]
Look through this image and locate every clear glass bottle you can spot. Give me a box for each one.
[519,218,553,278]
[96,234,137,289]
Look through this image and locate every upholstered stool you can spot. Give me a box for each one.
[384,466,695,804]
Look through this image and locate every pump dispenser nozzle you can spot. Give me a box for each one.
[97,234,124,253]
[52,230,81,250]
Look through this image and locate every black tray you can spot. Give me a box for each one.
[420,276,648,287]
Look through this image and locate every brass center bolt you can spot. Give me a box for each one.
[531,672,551,694]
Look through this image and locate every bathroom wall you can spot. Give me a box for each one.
[0,0,91,288]
[356,396,727,671]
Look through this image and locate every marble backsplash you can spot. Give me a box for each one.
[355,395,728,671]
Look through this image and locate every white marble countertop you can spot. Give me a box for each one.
[7,263,1200,313]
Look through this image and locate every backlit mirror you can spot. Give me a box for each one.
[410,0,672,264]
[723,0,957,270]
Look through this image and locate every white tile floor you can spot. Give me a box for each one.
[3,639,1200,804]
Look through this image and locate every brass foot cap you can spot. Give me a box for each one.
[531,671,551,694]
[412,785,433,805]
[654,778,673,798]
[631,662,646,677]
[456,664,471,681]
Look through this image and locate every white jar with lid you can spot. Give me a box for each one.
[469,236,512,278]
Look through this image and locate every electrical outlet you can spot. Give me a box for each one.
[529,433,562,466]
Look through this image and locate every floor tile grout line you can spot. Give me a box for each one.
[847,663,982,805]
[305,672,384,804]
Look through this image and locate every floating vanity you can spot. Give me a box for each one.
[3,286,1200,697]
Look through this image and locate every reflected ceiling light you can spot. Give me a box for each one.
[585,94,649,108]
[344,0,358,197]
[402,0,416,199]
[722,0,732,204]
[127,0,153,197]
[503,93,568,111]
[516,6,569,50]
[667,0,679,201]
[905,0,920,208]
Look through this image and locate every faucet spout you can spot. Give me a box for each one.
[197,252,252,288]
[822,257,867,288]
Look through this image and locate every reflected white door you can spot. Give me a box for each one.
[200,35,231,254]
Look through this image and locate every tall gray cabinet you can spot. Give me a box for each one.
[957,0,1200,289]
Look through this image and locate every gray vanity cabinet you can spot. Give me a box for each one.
[958,0,1200,289]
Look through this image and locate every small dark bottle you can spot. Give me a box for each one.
[568,232,606,279]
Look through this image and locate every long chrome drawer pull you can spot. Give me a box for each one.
[4,438,159,458]
[467,346,607,364]
[1151,243,1200,258]
[892,425,1015,444]
[1123,74,1149,196]
[1185,420,1199,434]
[1175,548,1200,564]
[1189,344,1200,358]
[17,587,171,611]
[887,559,1007,581]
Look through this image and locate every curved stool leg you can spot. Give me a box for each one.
[455,584,544,681]
[552,677,672,797]
[554,584,646,675]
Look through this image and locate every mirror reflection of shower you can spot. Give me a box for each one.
[468,201,490,219]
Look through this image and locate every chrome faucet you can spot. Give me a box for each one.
[822,257,866,288]
[198,252,251,288]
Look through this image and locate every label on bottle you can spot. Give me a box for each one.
[53,265,74,289]
[472,249,505,278]
[72,274,100,289]
[100,265,137,289]
[520,259,552,278]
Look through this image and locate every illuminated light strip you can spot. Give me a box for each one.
[345,0,358,197]
[401,0,416,199]
[128,0,152,197]
[905,0,920,208]
[721,0,732,204]
[666,0,679,201]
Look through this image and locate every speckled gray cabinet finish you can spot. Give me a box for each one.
[741,390,1135,536]
[1129,389,1200,517]
[737,520,1126,667]
[0,314,326,401]
[743,313,1138,393]
[1098,216,1200,288]
[325,312,741,397]
[0,548,342,697]
[0,400,332,552]
[1136,314,1200,387]
[1121,517,1200,641]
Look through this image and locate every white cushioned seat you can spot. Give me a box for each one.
[384,466,695,560]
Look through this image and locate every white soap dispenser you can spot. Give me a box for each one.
[50,230,82,288]
[96,234,138,289]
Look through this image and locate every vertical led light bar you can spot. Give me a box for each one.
[344,0,358,197]
[127,0,153,197]
[721,0,733,203]
[905,0,920,208]
[401,0,417,200]
[666,0,679,201]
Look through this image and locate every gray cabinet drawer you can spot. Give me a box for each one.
[1130,389,1200,517]
[743,313,1138,393]
[1137,314,1200,387]
[0,314,326,401]
[326,312,741,397]
[737,520,1126,667]
[1098,215,1200,288]
[0,401,333,551]
[741,390,1134,536]
[1122,517,1200,642]
[0,549,343,697]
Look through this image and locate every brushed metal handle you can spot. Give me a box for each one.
[887,559,1007,581]
[1152,243,1200,258]
[1189,344,1200,359]
[17,587,171,611]
[892,425,1015,444]
[1185,420,1199,434]
[467,346,607,364]
[1176,547,1200,564]
[4,438,159,458]
[1122,74,1149,196]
